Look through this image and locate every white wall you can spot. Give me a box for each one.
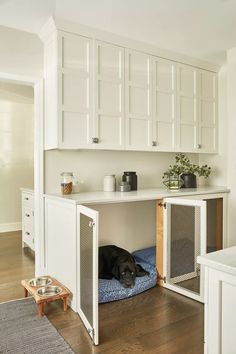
[0,25,43,77]
[44,150,199,194]
[0,83,34,232]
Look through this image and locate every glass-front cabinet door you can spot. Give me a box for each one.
[77,205,99,345]
[163,198,206,302]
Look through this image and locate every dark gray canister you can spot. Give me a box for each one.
[122,171,138,190]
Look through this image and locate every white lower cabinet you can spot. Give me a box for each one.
[44,198,77,310]
[198,247,236,354]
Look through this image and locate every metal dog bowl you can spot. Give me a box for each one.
[37,285,62,297]
[28,276,52,287]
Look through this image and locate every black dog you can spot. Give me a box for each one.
[99,245,149,288]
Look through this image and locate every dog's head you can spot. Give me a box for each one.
[112,254,149,288]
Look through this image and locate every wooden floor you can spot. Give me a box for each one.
[0,231,204,354]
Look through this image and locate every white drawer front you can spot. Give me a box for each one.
[22,192,34,206]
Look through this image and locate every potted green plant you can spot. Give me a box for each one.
[162,153,211,189]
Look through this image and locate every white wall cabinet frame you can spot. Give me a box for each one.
[152,57,177,151]
[93,41,125,149]
[125,49,153,150]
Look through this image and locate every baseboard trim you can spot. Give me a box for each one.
[0,222,22,233]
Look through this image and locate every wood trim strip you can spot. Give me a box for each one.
[156,199,164,286]
[216,198,223,250]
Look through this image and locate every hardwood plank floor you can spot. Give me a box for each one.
[0,231,204,354]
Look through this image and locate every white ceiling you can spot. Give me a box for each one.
[1,0,236,65]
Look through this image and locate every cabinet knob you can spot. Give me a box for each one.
[25,213,30,217]
[92,137,99,144]
[25,197,29,200]
[197,144,202,149]
[152,141,157,147]
[25,232,30,236]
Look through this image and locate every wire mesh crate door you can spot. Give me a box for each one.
[164,198,206,299]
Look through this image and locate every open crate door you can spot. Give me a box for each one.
[77,205,99,345]
[163,198,206,302]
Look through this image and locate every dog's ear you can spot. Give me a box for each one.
[135,264,149,277]
[112,261,120,279]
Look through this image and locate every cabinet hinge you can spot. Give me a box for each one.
[88,327,94,339]
[158,202,166,209]
[158,274,166,283]
[89,221,95,228]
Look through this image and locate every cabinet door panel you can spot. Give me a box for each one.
[98,114,122,145]
[198,70,217,153]
[128,118,150,147]
[179,125,196,150]
[62,112,89,146]
[98,81,120,113]
[200,126,216,151]
[177,64,198,151]
[63,34,89,71]
[130,86,149,117]
[98,44,122,80]
[155,122,174,148]
[126,50,152,150]
[129,52,150,86]
[94,41,124,149]
[153,58,176,150]
[59,32,93,148]
[63,73,89,112]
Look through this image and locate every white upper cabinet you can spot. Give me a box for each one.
[93,41,125,149]
[42,22,218,153]
[177,64,198,152]
[198,70,217,153]
[152,58,176,151]
[125,50,152,150]
[59,32,93,149]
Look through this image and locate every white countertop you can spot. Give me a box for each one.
[198,246,236,277]
[21,188,34,194]
[44,186,229,205]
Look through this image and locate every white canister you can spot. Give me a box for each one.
[103,175,116,192]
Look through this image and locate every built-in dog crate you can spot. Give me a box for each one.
[157,195,225,303]
[44,188,228,345]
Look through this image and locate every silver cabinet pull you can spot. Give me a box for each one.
[25,197,29,200]
[197,144,202,149]
[25,213,30,217]
[152,141,157,147]
[92,137,99,144]
[26,232,30,236]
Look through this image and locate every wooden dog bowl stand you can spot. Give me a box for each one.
[21,277,71,319]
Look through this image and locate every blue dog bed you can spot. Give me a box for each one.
[99,247,157,303]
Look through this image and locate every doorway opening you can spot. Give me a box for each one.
[0,76,43,303]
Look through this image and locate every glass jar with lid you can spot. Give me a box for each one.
[60,172,74,195]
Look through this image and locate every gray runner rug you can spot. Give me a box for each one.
[0,298,74,354]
